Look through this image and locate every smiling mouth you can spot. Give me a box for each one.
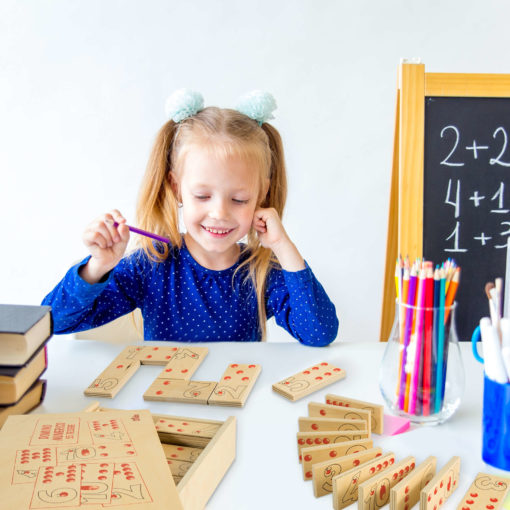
[201,225,235,236]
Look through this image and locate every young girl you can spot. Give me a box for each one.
[42,89,339,345]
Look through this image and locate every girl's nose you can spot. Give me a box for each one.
[208,199,229,220]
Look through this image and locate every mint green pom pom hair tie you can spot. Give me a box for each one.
[165,89,204,123]
[236,90,277,126]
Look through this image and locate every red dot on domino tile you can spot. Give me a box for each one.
[193,392,198,396]
[392,473,398,480]
[428,496,431,502]
[312,366,319,370]
[311,424,318,430]
[236,370,244,374]
[171,454,177,458]
[321,362,328,366]
[156,391,163,395]
[490,498,498,503]
[399,470,403,476]
[323,438,330,444]
[182,422,188,425]
[440,481,443,488]
[405,495,409,502]
[306,439,313,445]
[306,471,312,479]
[99,476,107,481]
[165,355,171,359]
[56,472,64,476]
[249,365,256,368]
[231,364,238,368]
[326,399,331,404]
[329,451,337,458]
[440,500,443,505]
[411,463,415,469]
[405,466,409,472]
[172,347,178,351]
[353,460,360,466]
[383,461,388,468]
[218,391,223,395]
[315,376,323,380]
[325,372,332,376]
[181,369,188,373]
[370,467,375,474]
[116,365,123,369]
[94,384,99,387]
[377,464,382,470]
[164,381,170,385]
[471,494,478,498]
[99,469,108,474]
[127,476,135,480]
[225,376,231,380]
[314,439,321,444]
[466,501,474,505]
[333,368,341,372]
[405,506,409,510]
[434,488,438,495]
[389,458,394,464]
[405,487,409,494]
[153,347,159,350]
[303,371,310,375]
[100,453,108,457]
[304,455,312,461]
[127,451,135,455]
[242,377,249,381]
[177,429,183,432]
[59,492,69,498]
[146,355,152,359]
[320,410,326,416]
[487,505,496,509]
[165,368,173,372]
[136,347,141,350]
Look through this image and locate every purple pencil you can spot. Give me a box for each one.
[398,264,417,410]
[110,220,171,244]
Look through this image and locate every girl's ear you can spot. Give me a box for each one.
[169,172,181,201]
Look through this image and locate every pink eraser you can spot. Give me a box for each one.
[383,414,410,435]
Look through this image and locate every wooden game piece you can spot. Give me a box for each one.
[84,358,141,398]
[0,409,184,509]
[420,456,461,510]
[155,347,209,379]
[325,393,385,434]
[272,362,346,401]
[301,438,374,478]
[358,456,416,510]
[298,416,366,432]
[308,402,371,430]
[311,447,383,495]
[166,457,193,478]
[162,444,203,463]
[456,472,510,510]
[144,379,217,404]
[207,363,261,407]
[390,456,436,510]
[332,452,398,510]
[297,430,371,457]
[154,415,222,448]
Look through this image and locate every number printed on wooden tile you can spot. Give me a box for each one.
[325,394,385,434]
[456,472,510,510]
[420,456,460,510]
[208,363,261,407]
[272,362,346,401]
[311,447,383,496]
[390,456,436,510]
[358,456,416,510]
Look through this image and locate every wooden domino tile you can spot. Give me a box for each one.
[297,430,371,457]
[300,438,374,478]
[144,379,217,404]
[325,393,384,434]
[420,456,461,510]
[358,456,416,510]
[308,402,371,431]
[390,456,436,510]
[456,472,510,510]
[208,363,261,407]
[332,452,397,510]
[162,444,203,463]
[153,415,222,447]
[298,416,366,432]
[272,362,346,401]
[84,359,141,398]
[154,347,209,379]
[311,447,383,496]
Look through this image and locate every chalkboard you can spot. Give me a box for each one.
[423,97,510,341]
[380,63,510,342]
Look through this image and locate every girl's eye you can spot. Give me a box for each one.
[233,199,249,204]
[195,195,209,200]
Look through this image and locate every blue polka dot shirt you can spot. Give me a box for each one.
[42,242,339,345]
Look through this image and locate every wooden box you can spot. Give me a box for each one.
[93,405,236,510]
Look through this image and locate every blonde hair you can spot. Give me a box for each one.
[135,107,287,340]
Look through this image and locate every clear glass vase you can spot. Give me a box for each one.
[379,300,465,425]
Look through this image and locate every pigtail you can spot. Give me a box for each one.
[237,122,288,341]
[135,120,183,261]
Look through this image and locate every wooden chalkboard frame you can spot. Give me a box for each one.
[380,62,510,341]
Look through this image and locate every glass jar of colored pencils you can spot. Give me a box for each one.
[379,300,465,425]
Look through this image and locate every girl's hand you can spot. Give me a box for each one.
[80,210,130,283]
[253,208,305,271]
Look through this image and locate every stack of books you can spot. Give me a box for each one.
[0,304,52,427]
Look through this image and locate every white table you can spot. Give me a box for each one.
[37,337,505,509]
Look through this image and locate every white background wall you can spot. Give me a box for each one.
[2,0,510,342]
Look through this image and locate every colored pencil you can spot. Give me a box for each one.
[422,264,434,415]
[108,220,171,244]
[434,268,446,413]
[398,265,417,410]
[444,267,460,323]
[409,268,426,414]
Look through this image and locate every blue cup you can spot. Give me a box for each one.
[471,326,510,471]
